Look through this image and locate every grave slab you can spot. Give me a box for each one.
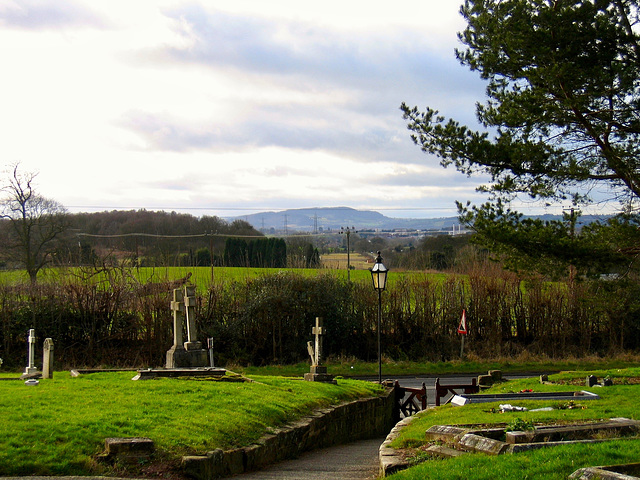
[451,390,600,405]
[132,367,226,380]
[570,463,640,480]
[506,419,639,444]
[425,445,466,458]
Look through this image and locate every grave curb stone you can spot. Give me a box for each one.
[570,466,640,480]
[477,374,494,387]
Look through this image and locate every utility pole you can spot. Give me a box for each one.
[563,207,578,285]
[340,226,357,282]
[209,232,215,284]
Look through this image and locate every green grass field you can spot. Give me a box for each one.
[0,264,450,290]
[0,372,382,476]
[388,367,640,480]
[235,357,640,378]
[1,364,639,478]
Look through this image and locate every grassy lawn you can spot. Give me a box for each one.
[388,367,640,480]
[235,357,640,378]
[0,371,383,476]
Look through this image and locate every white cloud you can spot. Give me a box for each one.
[0,0,496,219]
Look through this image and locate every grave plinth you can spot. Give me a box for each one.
[133,367,226,380]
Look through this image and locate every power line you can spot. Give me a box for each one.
[65,205,460,212]
[76,232,266,239]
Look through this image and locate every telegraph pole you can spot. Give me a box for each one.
[340,226,357,282]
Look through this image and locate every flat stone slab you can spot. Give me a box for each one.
[132,367,226,380]
[425,445,465,458]
[100,437,154,464]
[457,433,510,455]
[425,424,469,442]
[451,390,600,405]
[570,463,640,480]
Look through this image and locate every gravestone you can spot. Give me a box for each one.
[24,329,39,375]
[42,338,54,379]
[165,285,208,368]
[304,317,335,383]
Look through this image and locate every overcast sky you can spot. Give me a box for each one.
[0,0,564,219]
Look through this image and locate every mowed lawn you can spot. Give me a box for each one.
[0,371,383,476]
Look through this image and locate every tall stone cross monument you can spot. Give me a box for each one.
[304,317,335,383]
[24,329,39,375]
[165,285,208,368]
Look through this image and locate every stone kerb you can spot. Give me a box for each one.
[182,388,395,479]
[379,414,421,476]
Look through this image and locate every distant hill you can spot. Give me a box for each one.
[230,207,610,233]
[230,207,461,232]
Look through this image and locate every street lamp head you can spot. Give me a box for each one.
[370,251,388,291]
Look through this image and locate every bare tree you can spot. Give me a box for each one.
[1,164,69,283]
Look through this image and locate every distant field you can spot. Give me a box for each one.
[0,263,448,290]
[321,252,373,270]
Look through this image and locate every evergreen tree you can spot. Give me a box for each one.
[402,0,640,274]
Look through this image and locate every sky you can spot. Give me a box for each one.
[0,0,581,220]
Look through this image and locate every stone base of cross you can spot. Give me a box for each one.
[304,317,336,384]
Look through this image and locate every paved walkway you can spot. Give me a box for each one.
[230,437,385,480]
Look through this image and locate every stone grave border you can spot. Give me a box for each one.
[451,389,600,405]
[378,417,640,477]
[570,463,640,480]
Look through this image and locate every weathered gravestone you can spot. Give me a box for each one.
[165,285,208,368]
[42,338,54,379]
[304,317,335,383]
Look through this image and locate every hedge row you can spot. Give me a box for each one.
[1,268,638,369]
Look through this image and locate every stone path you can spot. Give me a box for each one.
[230,437,385,480]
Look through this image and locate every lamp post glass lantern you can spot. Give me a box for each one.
[370,252,388,291]
[370,251,388,383]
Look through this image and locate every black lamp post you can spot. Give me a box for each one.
[370,251,388,383]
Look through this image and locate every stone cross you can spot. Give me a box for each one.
[170,288,185,350]
[183,285,201,350]
[311,317,324,366]
[304,317,334,383]
[42,338,54,379]
[24,329,38,375]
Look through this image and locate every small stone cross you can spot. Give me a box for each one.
[311,317,325,366]
[183,285,201,350]
[24,329,38,375]
[170,288,185,350]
